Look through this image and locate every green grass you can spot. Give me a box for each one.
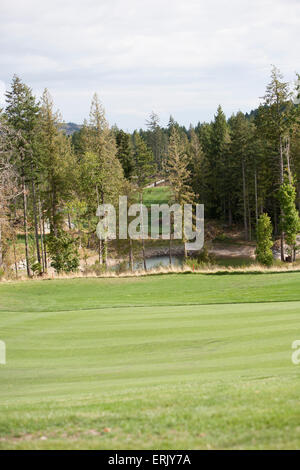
[142,186,171,206]
[0,273,300,449]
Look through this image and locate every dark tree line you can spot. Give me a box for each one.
[0,67,299,277]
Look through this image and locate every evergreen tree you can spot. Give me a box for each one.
[132,132,155,270]
[206,106,230,218]
[255,213,274,266]
[278,175,300,261]
[115,129,134,179]
[188,128,206,203]
[166,126,194,259]
[145,112,167,170]
[82,93,125,266]
[258,67,296,260]
[5,75,40,276]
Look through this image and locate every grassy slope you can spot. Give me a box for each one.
[142,186,171,206]
[0,273,300,449]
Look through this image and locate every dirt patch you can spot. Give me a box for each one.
[209,243,256,259]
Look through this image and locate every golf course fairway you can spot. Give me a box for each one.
[0,272,299,449]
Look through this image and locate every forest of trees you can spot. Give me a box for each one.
[0,66,299,277]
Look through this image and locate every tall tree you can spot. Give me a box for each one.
[166,126,194,259]
[115,129,134,179]
[0,122,22,271]
[83,93,125,266]
[258,67,296,259]
[5,75,40,276]
[206,106,230,218]
[132,132,156,270]
[145,112,167,170]
[229,112,255,240]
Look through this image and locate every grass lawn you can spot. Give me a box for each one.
[0,272,300,449]
[142,186,171,206]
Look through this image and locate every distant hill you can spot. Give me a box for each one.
[61,122,82,136]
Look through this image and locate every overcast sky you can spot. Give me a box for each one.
[0,0,299,130]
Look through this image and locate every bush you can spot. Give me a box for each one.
[47,230,80,274]
[115,260,128,275]
[255,213,274,266]
[83,261,106,276]
[278,176,300,260]
[186,246,216,270]
[31,262,42,276]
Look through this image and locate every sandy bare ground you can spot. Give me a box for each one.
[209,243,256,259]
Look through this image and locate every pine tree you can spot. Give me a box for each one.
[166,126,194,205]
[259,66,296,260]
[166,126,194,259]
[206,106,230,218]
[82,93,125,266]
[132,132,155,270]
[115,129,134,179]
[0,123,22,271]
[5,75,40,276]
[229,112,256,239]
[145,112,167,170]
[188,128,206,203]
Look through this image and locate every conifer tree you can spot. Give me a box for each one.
[278,175,300,261]
[5,75,40,276]
[256,213,274,266]
[132,132,155,270]
[166,126,194,259]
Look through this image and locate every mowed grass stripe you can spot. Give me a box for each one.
[0,273,300,449]
[0,301,298,391]
[0,272,300,312]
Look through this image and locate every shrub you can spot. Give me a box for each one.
[115,260,128,275]
[255,213,274,266]
[47,230,80,274]
[278,176,300,261]
[83,261,106,276]
[31,262,42,276]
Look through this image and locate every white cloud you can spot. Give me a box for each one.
[0,0,299,129]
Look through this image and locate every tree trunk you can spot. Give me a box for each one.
[103,239,108,268]
[42,216,47,271]
[279,136,285,261]
[38,197,45,273]
[242,160,248,241]
[22,178,31,277]
[129,238,134,272]
[140,192,147,271]
[273,200,278,236]
[228,198,232,227]
[280,232,285,262]
[31,176,41,266]
[247,198,252,242]
[285,137,292,183]
[98,239,103,264]
[254,167,258,224]
[13,233,18,279]
[0,219,2,268]
[68,212,72,230]
[96,186,103,265]
[169,212,173,266]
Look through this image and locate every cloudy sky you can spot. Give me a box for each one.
[0,0,299,130]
